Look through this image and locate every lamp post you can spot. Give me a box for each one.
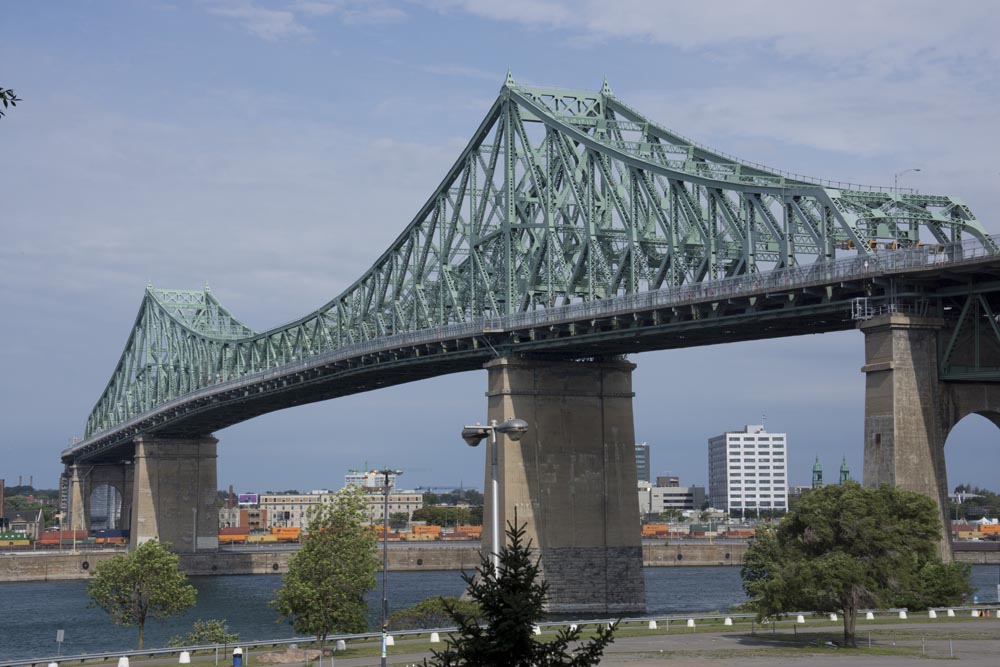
[377,468,402,667]
[893,167,921,196]
[460,418,529,573]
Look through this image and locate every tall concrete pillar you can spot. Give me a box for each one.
[485,357,645,614]
[862,313,1000,561]
[68,465,88,532]
[861,314,951,560]
[130,435,219,552]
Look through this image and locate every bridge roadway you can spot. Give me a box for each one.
[63,234,1000,465]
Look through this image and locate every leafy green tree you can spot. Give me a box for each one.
[742,482,969,647]
[86,540,197,649]
[656,509,683,523]
[468,505,483,527]
[168,619,239,647]
[389,512,410,530]
[0,86,20,118]
[426,519,615,666]
[272,485,378,655]
[893,560,974,610]
[412,506,472,527]
[389,596,480,630]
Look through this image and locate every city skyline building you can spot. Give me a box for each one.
[707,425,789,513]
[637,479,706,516]
[635,443,651,483]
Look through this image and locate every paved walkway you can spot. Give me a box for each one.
[275,619,1000,666]
[64,619,1000,666]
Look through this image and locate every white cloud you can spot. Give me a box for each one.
[204,0,406,39]
[420,1,1000,70]
[206,2,310,40]
[408,1,1000,216]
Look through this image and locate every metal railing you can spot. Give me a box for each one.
[5,604,998,667]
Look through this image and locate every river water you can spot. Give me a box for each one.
[1,566,997,660]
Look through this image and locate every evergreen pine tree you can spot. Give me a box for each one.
[426,519,615,667]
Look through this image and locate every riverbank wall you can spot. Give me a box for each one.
[3,542,994,582]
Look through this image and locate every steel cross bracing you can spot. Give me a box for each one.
[75,75,996,458]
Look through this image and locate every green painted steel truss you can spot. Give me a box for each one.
[84,75,993,438]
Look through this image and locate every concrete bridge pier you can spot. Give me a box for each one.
[484,356,646,614]
[861,313,1000,561]
[66,462,134,532]
[130,435,219,552]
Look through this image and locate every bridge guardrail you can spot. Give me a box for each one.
[5,604,998,667]
[72,232,1000,453]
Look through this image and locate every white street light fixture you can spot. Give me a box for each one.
[460,418,529,573]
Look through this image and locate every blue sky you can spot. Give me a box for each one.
[2,0,999,495]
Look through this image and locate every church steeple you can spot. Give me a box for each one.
[812,456,824,488]
[840,456,850,484]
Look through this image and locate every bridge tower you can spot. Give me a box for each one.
[66,436,218,552]
[129,436,219,552]
[484,356,646,614]
[861,313,1000,560]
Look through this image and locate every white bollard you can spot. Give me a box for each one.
[179,651,191,664]
[829,613,838,622]
[724,617,733,626]
[929,609,937,619]
[118,658,129,667]
[336,640,347,651]
[947,609,955,617]
[865,612,875,620]
[899,611,907,620]
[533,625,542,635]
[687,618,695,628]
[430,632,440,643]
[796,615,805,624]
[647,620,657,630]
[386,635,395,645]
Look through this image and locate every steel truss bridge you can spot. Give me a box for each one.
[64,75,999,465]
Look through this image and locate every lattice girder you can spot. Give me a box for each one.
[83,76,994,438]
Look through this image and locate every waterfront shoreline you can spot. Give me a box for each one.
[0,543,748,583]
[3,541,995,583]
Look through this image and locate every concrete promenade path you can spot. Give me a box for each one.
[256,618,1000,666]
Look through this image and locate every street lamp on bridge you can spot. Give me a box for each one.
[893,167,921,196]
[460,418,529,573]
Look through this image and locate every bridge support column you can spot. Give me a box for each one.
[862,314,954,560]
[485,357,645,614]
[67,465,88,532]
[130,436,219,552]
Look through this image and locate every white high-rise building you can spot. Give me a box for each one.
[708,425,788,513]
